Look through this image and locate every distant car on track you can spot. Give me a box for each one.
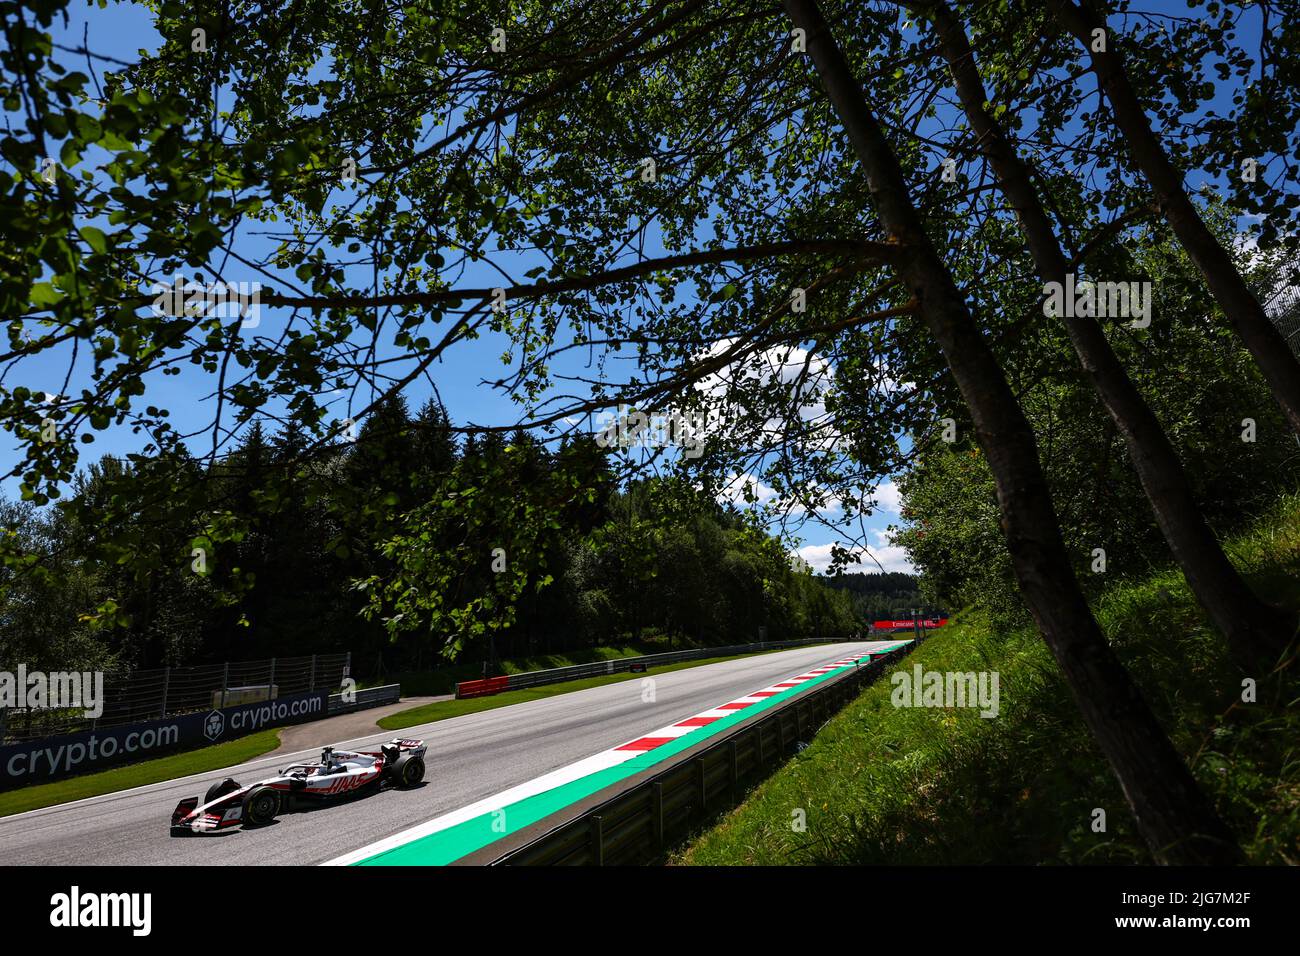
[170,739,427,835]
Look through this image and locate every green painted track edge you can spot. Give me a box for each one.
[353,641,910,866]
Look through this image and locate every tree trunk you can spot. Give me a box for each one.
[783,0,1243,864]
[921,0,1293,673]
[1047,0,1300,435]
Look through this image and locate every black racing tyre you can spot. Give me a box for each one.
[242,786,280,826]
[391,754,425,788]
[205,778,241,805]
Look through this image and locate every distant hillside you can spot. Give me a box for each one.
[819,572,945,620]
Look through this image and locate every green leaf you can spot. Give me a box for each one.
[78,226,109,255]
[30,282,62,307]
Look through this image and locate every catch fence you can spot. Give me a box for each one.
[0,652,350,743]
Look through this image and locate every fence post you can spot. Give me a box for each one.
[221,662,229,708]
[309,654,317,692]
[269,657,276,697]
[160,667,170,717]
[655,780,665,848]
[729,739,739,798]
[696,758,708,812]
[344,652,351,681]
[589,815,604,866]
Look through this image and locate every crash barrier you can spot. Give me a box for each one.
[0,690,330,790]
[487,640,923,865]
[453,637,863,699]
[328,683,402,714]
[456,676,511,699]
[0,651,350,744]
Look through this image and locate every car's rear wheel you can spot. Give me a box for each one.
[205,778,241,805]
[391,754,425,788]
[242,786,280,826]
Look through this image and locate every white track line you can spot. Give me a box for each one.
[322,647,890,866]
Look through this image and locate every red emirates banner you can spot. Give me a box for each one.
[872,618,948,630]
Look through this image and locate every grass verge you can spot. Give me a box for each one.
[0,728,283,819]
[365,642,695,697]
[677,493,1300,865]
[378,644,839,730]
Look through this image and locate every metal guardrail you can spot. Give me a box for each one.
[328,683,401,714]
[484,639,921,866]
[456,637,857,698]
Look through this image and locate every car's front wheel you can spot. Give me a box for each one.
[205,777,241,806]
[391,754,425,788]
[242,786,280,827]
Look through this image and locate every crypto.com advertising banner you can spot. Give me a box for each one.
[0,690,328,790]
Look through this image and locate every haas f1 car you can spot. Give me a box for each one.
[170,739,427,835]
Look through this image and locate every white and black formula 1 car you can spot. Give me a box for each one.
[170,739,427,835]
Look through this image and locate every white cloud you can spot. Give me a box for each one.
[794,529,913,575]
[716,475,900,522]
[716,472,778,507]
[870,479,901,514]
[716,472,844,518]
[684,342,917,467]
[692,340,841,452]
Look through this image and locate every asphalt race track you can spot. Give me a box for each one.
[0,641,892,866]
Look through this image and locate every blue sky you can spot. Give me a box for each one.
[2,0,912,573]
[7,1,1287,576]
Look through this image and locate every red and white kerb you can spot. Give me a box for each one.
[611,652,871,754]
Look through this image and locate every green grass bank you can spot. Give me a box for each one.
[679,494,1300,865]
